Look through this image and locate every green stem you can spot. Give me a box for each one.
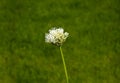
[60,46,69,83]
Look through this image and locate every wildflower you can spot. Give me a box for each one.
[45,27,69,83]
[45,28,69,46]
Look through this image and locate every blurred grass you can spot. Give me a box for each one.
[0,0,120,83]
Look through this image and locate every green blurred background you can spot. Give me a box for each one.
[0,0,120,83]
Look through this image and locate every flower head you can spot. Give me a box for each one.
[45,27,69,46]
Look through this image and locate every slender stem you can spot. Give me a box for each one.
[60,46,69,83]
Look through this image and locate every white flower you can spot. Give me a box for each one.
[45,27,69,46]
